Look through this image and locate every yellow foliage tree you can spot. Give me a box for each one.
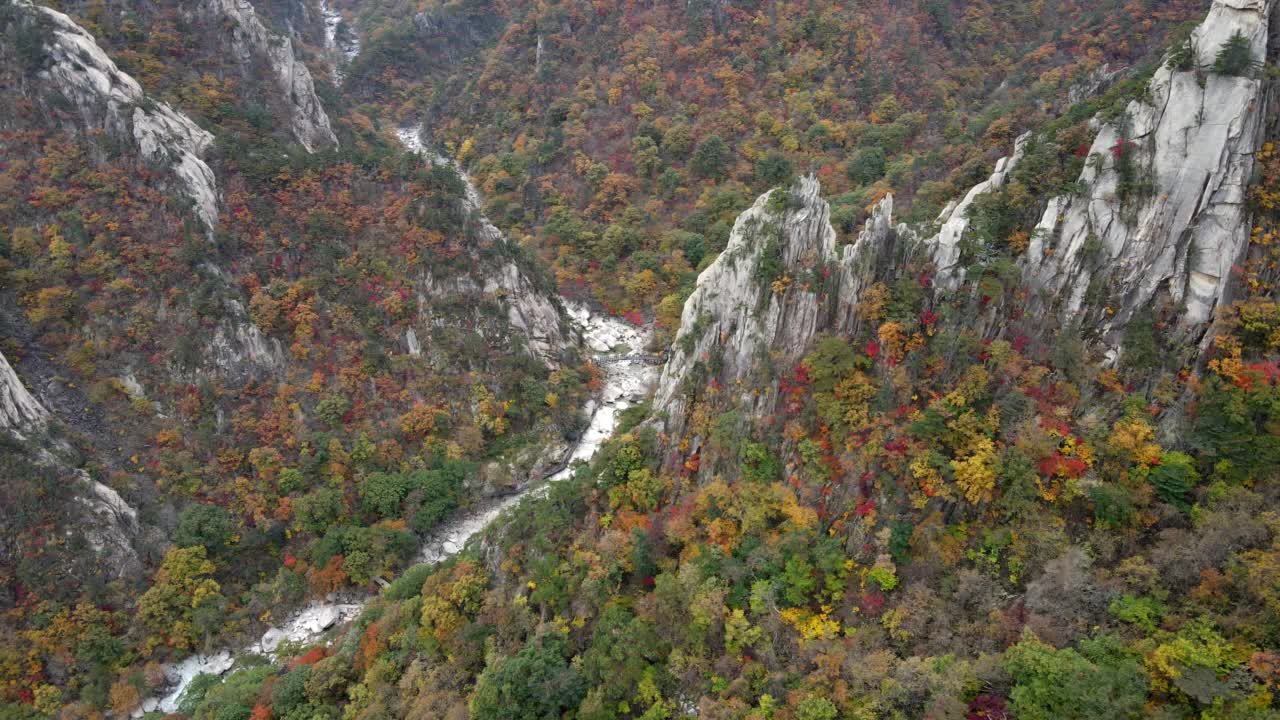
[1110,417,1163,466]
[952,436,998,504]
[137,546,224,653]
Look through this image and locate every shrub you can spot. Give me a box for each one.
[867,565,899,592]
[385,563,436,600]
[754,235,784,289]
[846,146,887,185]
[313,396,349,428]
[1088,484,1133,528]
[1005,633,1148,720]
[359,472,410,518]
[795,696,838,720]
[173,504,235,553]
[294,487,345,533]
[1122,312,1159,370]
[470,636,586,720]
[270,667,310,716]
[1108,594,1165,632]
[1166,38,1196,72]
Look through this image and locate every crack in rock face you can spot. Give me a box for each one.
[654,0,1274,445]
[0,350,144,579]
[653,177,910,444]
[1019,0,1274,349]
[396,126,571,367]
[925,134,1031,290]
[11,5,291,381]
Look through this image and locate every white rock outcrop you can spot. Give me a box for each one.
[925,134,1030,289]
[653,0,1274,432]
[396,127,570,366]
[21,1,220,229]
[1023,0,1273,342]
[653,178,906,438]
[484,261,569,363]
[76,472,143,579]
[0,350,49,434]
[192,0,338,152]
[208,298,287,376]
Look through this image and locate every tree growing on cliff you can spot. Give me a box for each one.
[1214,31,1256,76]
[756,152,795,188]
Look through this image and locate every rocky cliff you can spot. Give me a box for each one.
[0,347,145,579]
[398,127,571,366]
[927,135,1030,290]
[654,0,1276,442]
[0,349,49,435]
[1021,0,1274,348]
[653,179,910,441]
[75,471,145,580]
[17,0,220,229]
[877,0,1273,354]
[7,2,286,381]
[190,0,338,152]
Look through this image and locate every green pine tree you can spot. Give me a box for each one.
[1213,31,1255,76]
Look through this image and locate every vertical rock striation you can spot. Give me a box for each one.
[653,178,908,440]
[9,3,288,379]
[926,135,1030,289]
[1022,0,1275,344]
[397,127,571,367]
[192,0,338,152]
[653,0,1276,439]
[76,471,143,579]
[0,349,49,434]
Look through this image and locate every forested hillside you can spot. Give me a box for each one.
[0,0,591,710]
[4,0,1280,719]
[341,0,1203,327]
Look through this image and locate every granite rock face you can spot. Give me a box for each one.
[11,3,290,381]
[1021,0,1274,346]
[397,127,571,367]
[0,348,144,579]
[925,135,1030,290]
[0,349,49,435]
[21,1,220,229]
[191,0,338,152]
[76,472,143,580]
[654,0,1276,439]
[653,178,909,440]
[209,298,287,377]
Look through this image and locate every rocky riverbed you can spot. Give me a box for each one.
[135,135,659,717]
